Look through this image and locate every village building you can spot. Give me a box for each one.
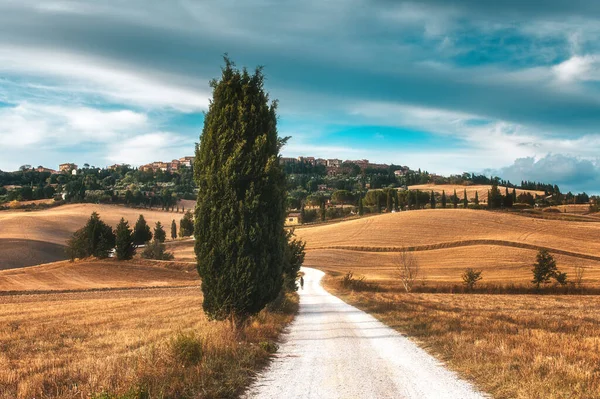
[58,163,77,173]
[285,212,302,226]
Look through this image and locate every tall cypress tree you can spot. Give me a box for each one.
[386,190,392,212]
[441,190,447,208]
[463,189,468,208]
[171,220,177,240]
[453,189,458,208]
[194,58,287,324]
[474,191,479,205]
[512,188,517,203]
[115,218,135,260]
[358,195,364,216]
[430,190,436,209]
[154,221,166,243]
[133,215,152,246]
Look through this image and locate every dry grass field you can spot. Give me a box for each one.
[296,210,600,258]
[0,258,198,293]
[408,184,545,202]
[327,280,600,399]
[306,247,600,287]
[0,286,297,399]
[0,204,185,268]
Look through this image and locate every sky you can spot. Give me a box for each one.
[1,1,600,193]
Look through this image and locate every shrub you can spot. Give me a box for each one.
[462,268,483,290]
[340,271,377,291]
[170,332,203,366]
[141,240,174,260]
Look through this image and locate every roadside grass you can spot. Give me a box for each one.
[0,287,298,399]
[325,275,600,399]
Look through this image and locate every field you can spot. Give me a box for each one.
[327,282,600,399]
[0,258,197,293]
[0,259,297,399]
[408,184,545,202]
[0,204,186,268]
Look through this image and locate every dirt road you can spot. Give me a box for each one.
[244,267,487,399]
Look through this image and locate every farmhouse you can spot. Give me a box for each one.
[285,212,302,226]
[59,163,77,173]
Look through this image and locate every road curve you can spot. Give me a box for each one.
[243,267,487,399]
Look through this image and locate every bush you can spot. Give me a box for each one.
[170,332,203,366]
[141,240,174,260]
[462,268,483,290]
[340,271,378,291]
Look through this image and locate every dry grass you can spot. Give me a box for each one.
[296,210,600,258]
[0,286,298,399]
[408,184,545,202]
[326,278,600,399]
[0,258,198,293]
[0,204,185,268]
[306,247,600,287]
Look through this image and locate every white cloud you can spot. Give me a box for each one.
[106,132,195,165]
[553,55,598,82]
[0,46,210,112]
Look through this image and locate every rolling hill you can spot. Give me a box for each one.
[407,184,545,202]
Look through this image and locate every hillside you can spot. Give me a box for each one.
[408,184,545,202]
[0,258,198,293]
[0,204,186,268]
[296,210,600,285]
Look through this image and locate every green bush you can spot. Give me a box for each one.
[170,333,203,366]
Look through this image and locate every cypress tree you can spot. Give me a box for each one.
[453,189,458,208]
[133,215,152,246]
[179,210,194,237]
[463,189,468,208]
[474,191,479,205]
[194,58,287,325]
[66,212,116,260]
[320,200,326,221]
[512,188,517,203]
[154,221,166,243]
[358,195,364,216]
[171,219,177,240]
[386,190,392,212]
[441,190,447,208]
[415,190,421,209]
[115,218,135,260]
[430,190,436,209]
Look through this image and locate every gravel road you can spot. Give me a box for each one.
[244,267,487,399]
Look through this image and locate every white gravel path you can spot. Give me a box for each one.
[243,267,488,399]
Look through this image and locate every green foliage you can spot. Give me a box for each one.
[532,249,566,288]
[463,189,468,208]
[462,268,482,290]
[66,212,116,260]
[171,219,177,240]
[430,190,436,209]
[474,191,479,205]
[170,332,203,366]
[194,58,287,324]
[283,230,306,291]
[133,215,152,246]
[115,218,135,260]
[154,221,166,243]
[441,190,447,208]
[453,189,458,208]
[179,210,194,237]
[141,239,174,260]
[332,189,354,205]
[358,194,364,216]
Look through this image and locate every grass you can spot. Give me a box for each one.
[326,276,600,399]
[0,286,298,399]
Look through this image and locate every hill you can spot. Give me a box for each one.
[0,258,198,293]
[296,210,600,285]
[0,204,186,269]
[407,184,545,202]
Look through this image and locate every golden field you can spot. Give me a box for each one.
[0,258,197,293]
[327,281,600,399]
[0,204,186,268]
[408,184,545,202]
[1,279,297,399]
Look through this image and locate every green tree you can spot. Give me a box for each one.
[512,188,517,203]
[141,239,174,260]
[453,189,458,208]
[430,190,436,209]
[532,249,566,289]
[194,58,287,325]
[358,194,364,216]
[283,230,306,291]
[66,212,116,260]
[179,210,194,237]
[441,190,447,208]
[171,219,177,240]
[115,218,135,260]
[474,191,479,205]
[320,200,326,221]
[154,221,166,243]
[462,268,482,290]
[386,190,393,212]
[133,215,152,246]
[463,189,468,208]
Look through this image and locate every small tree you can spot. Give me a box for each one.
[463,189,468,208]
[462,268,482,291]
[575,263,585,289]
[532,249,566,289]
[474,191,479,205]
[115,218,135,260]
[386,190,392,212]
[358,196,364,216]
[133,215,152,246]
[179,210,194,237]
[320,200,326,221]
[171,219,177,240]
[154,221,166,243]
[141,239,174,260]
[283,229,306,291]
[453,189,458,208]
[441,190,447,208]
[394,248,420,292]
[66,212,116,260]
[430,190,436,209]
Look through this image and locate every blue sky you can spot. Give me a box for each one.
[2,1,600,193]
